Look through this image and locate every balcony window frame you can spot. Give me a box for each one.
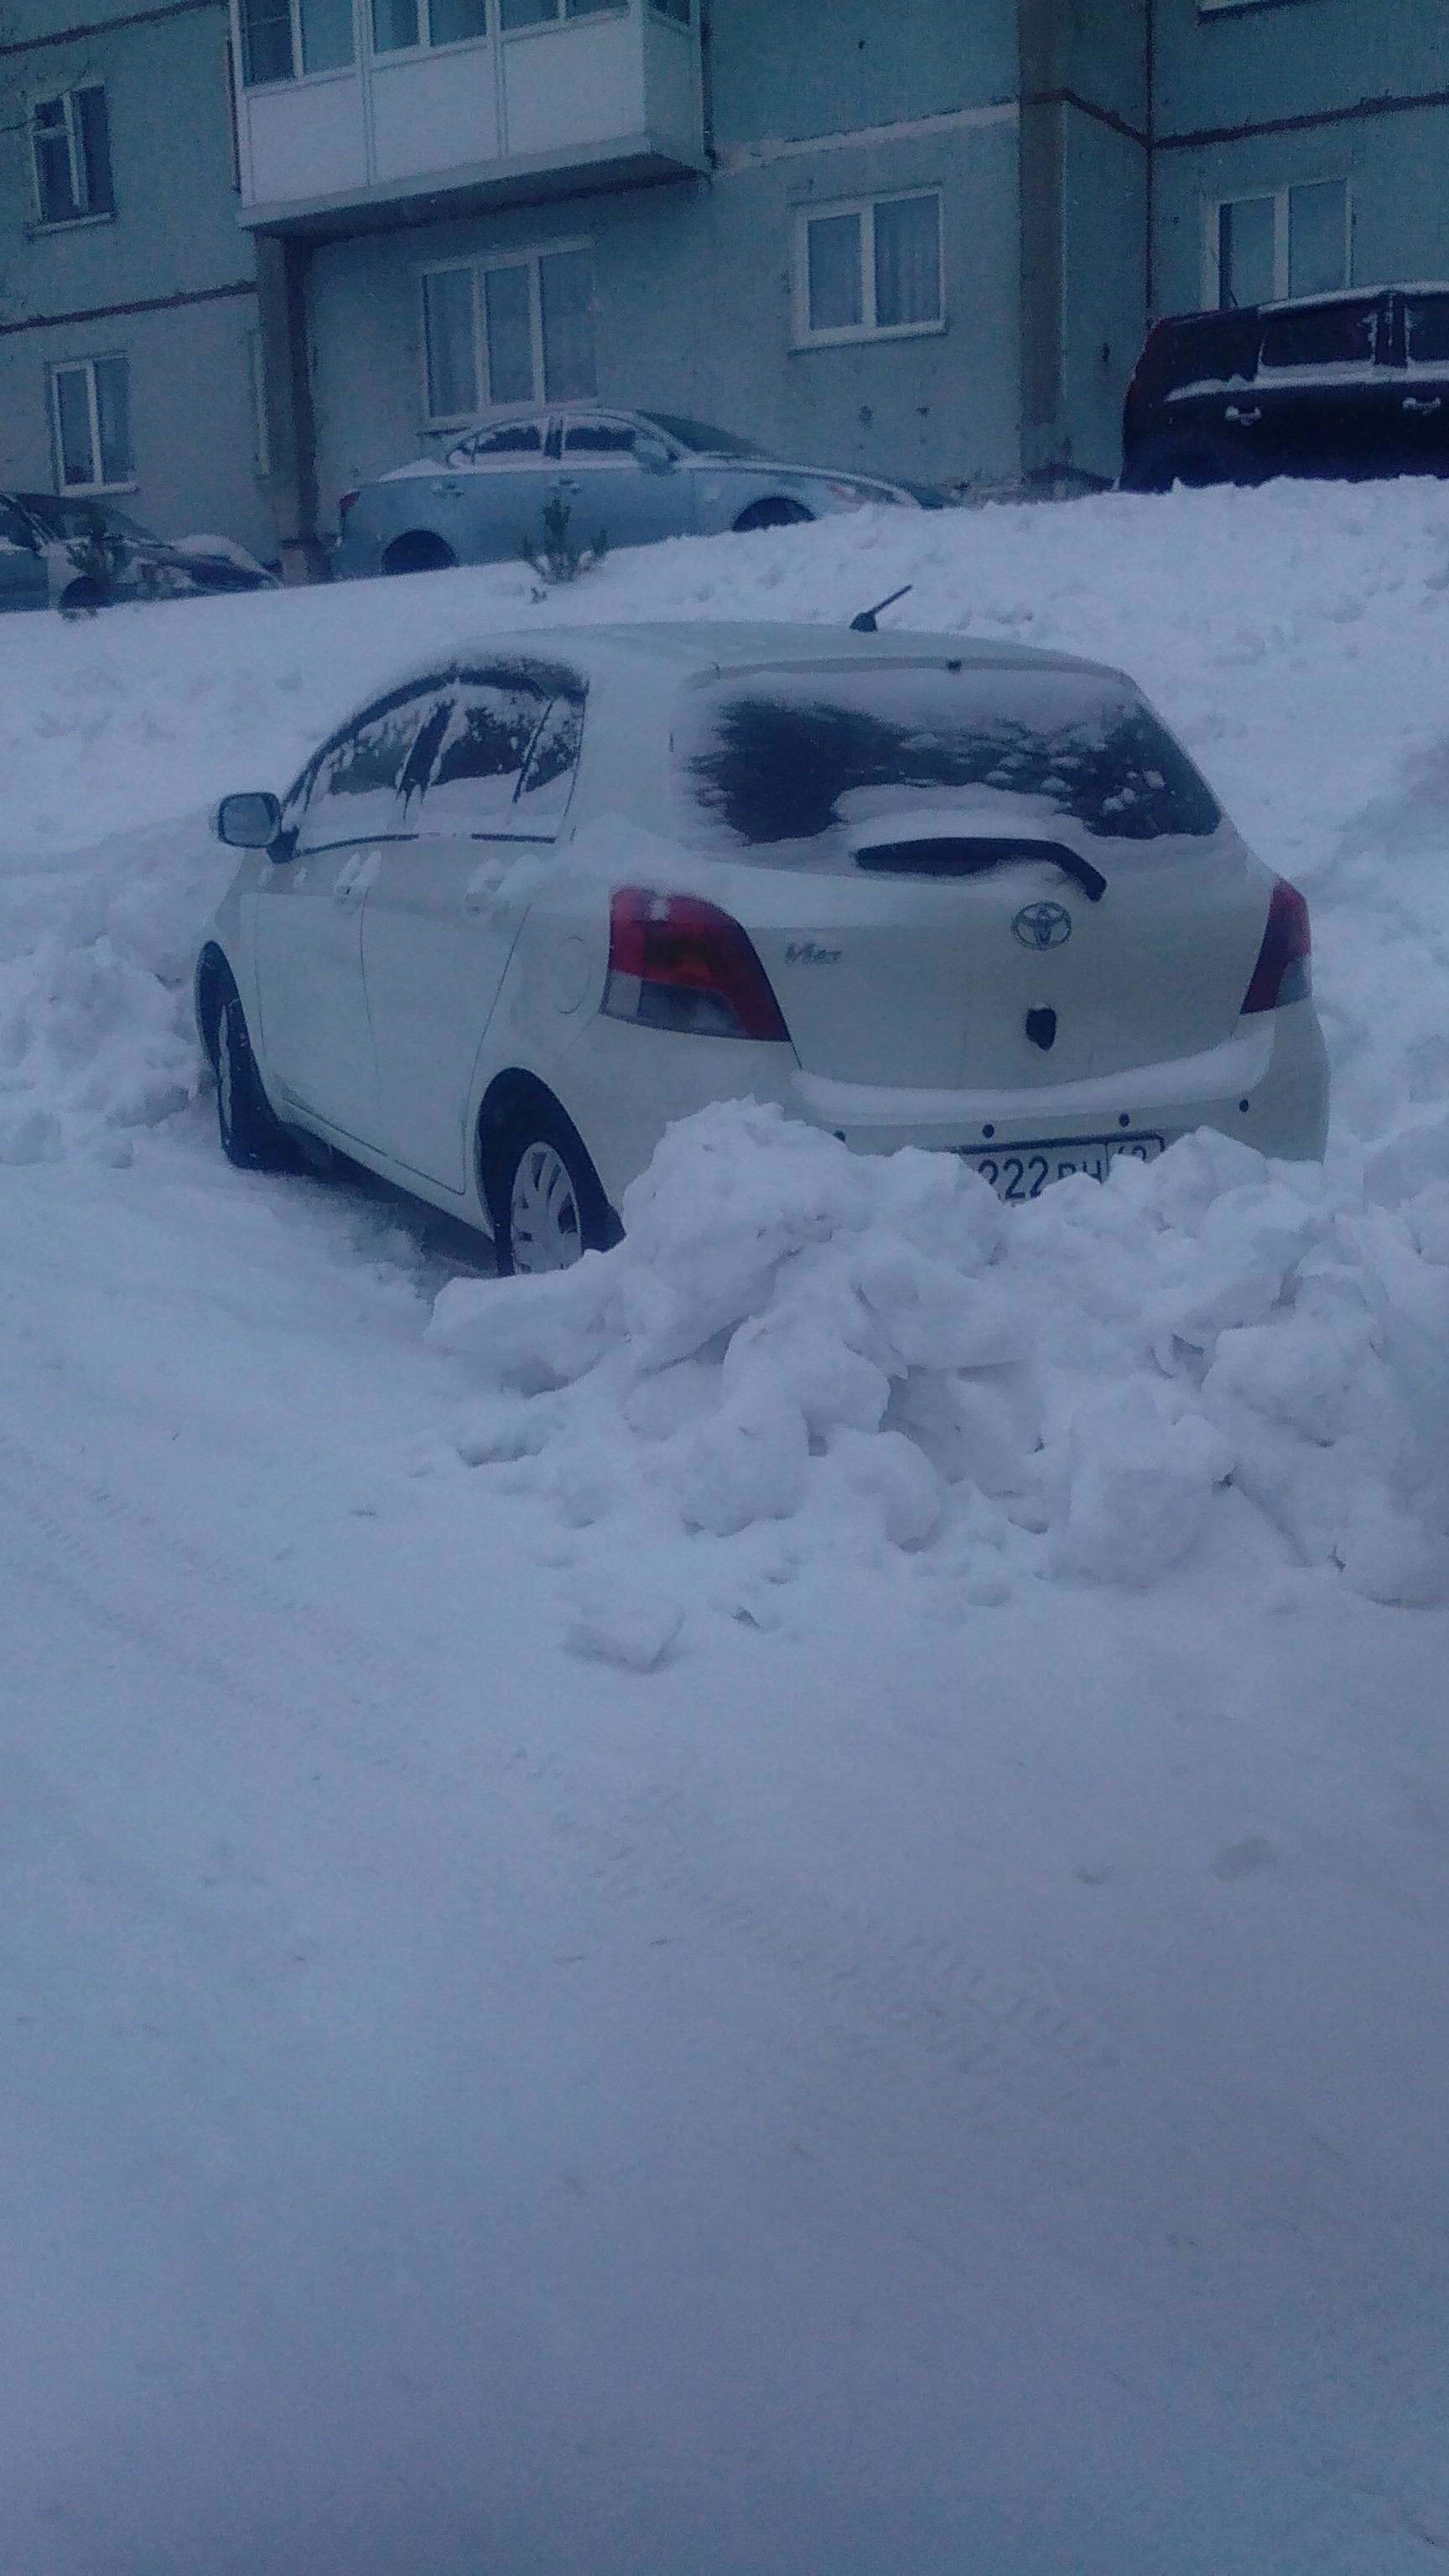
[368,0,492,60]
[792,190,946,351]
[235,0,356,90]
[30,86,115,228]
[49,354,134,496]
[498,0,628,34]
[418,242,595,426]
[1206,177,1352,310]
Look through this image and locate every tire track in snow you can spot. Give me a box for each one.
[2,1421,1446,2558]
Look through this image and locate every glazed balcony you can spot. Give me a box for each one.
[231,0,705,235]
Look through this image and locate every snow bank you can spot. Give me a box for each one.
[427,1099,1449,1629]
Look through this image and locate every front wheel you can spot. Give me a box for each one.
[482,1097,615,1276]
[212,977,297,1171]
[731,498,813,534]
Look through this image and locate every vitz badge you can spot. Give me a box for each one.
[1011,900,1072,951]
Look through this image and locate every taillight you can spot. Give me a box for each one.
[338,489,360,522]
[601,887,791,1042]
[1240,878,1311,1014]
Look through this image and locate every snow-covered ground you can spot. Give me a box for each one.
[3,482,1449,2572]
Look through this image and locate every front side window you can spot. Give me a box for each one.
[1258,296,1379,371]
[32,88,113,224]
[239,0,354,84]
[51,356,131,491]
[1213,178,1348,309]
[421,248,595,423]
[674,667,1220,853]
[797,194,943,346]
[413,660,586,836]
[298,682,442,849]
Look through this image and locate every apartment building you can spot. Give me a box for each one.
[0,0,1445,578]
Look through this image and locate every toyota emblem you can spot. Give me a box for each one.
[1011,900,1072,950]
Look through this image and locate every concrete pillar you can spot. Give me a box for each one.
[255,232,329,584]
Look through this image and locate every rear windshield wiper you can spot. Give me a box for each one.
[853,835,1108,901]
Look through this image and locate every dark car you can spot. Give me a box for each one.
[1119,284,1449,492]
[0,491,277,614]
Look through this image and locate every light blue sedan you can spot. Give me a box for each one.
[331,403,946,579]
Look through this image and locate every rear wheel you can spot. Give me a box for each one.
[482,1094,615,1276]
[209,971,297,1171]
[58,576,105,618]
[381,530,457,576]
[731,497,813,534]
[1121,437,1234,494]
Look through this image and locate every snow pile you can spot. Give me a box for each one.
[427,1098,1449,1632]
[0,821,231,1163]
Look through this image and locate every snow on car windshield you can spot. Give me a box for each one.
[675,664,1222,849]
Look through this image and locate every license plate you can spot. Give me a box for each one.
[958,1132,1166,1202]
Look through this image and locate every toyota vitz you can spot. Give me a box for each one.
[196,624,1328,1273]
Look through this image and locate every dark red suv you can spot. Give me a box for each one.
[1119,285,1449,491]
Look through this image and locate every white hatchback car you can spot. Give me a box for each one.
[197,623,1328,1271]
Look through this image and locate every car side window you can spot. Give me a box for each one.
[444,419,545,466]
[1258,299,1381,372]
[414,658,587,838]
[296,680,444,852]
[1405,297,1449,367]
[562,418,639,457]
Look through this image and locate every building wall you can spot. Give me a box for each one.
[304,0,1026,528]
[0,0,270,555]
[1150,0,1449,317]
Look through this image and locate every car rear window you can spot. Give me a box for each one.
[1258,299,1381,371]
[674,665,1222,849]
[1405,296,1449,366]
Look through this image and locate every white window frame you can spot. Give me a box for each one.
[29,86,112,228]
[418,240,592,426]
[234,0,356,91]
[366,0,491,60]
[792,190,945,351]
[1205,178,1352,309]
[49,355,133,495]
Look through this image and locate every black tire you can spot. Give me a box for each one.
[731,497,813,534]
[210,974,297,1171]
[58,576,106,618]
[1120,437,1234,495]
[481,1094,616,1277]
[381,531,457,576]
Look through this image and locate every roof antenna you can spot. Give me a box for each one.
[849,584,912,633]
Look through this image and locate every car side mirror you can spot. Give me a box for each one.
[215,790,283,850]
[633,435,676,474]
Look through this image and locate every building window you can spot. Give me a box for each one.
[499,0,625,29]
[1211,179,1348,309]
[795,193,943,346]
[420,247,596,421]
[371,0,487,50]
[32,89,114,224]
[237,0,353,85]
[51,356,132,492]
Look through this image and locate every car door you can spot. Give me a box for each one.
[426,414,557,564]
[551,413,693,553]
[362,657,588,1192]
[0,499,48,610]
[1251,294,1392,479]
[1151,309,1265,482]
[252,681,437,1141]
[1395,291,1449,474]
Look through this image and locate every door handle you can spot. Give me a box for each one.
[1403,395,1443,417]
[1223,404,1263,427]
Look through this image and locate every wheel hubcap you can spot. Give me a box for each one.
[510,1142,582,1275]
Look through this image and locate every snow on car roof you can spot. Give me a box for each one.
[371,621,1128,689]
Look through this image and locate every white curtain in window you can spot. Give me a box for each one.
[540,250,596,401]
[94,357,131,485]
[808,213,863,332]
[873,196,939,330]
[423,270,479,418]
[484,266,534,403]
[55,369,95,486]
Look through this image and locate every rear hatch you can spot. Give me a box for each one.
[671,657,1271,1090]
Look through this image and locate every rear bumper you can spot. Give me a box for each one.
[543,1000,1330,1215]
